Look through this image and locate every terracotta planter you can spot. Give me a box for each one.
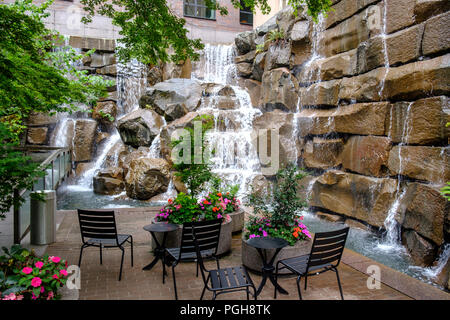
[241,237,312,274]
[228,208,245,233]
[151,218,232,256]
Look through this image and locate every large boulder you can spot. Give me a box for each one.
[252,52,266,82]
[299,79,341,107]
[422,11,450,56]
[388,146,449,184]
[260,68,299,112]
[296,102,389,137]
[401,182,448,245]
[303,137,344,170]
[310,170,398,228]
[92,101,117,124]
[27,127,48,145]
[140,78,203,121]
[117,109,163,148]
[341,136,392,177]
[125,158,171,200]
[264,41,292,71]
[235,31,256,55]
[236,62,253,78]
[386,96,449,145]
[73,119,97,162]
[401,229,437,267]
[93,167,125,196]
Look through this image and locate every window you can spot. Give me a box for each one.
[239,1,253,25]
[184,0,216,20]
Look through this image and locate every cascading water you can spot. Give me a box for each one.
[193,44,262,197]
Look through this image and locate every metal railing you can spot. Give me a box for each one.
[13,147,72,243]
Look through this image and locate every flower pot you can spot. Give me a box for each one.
[228,208,245,233]
[241,237,312,274]
[151,218,233,256]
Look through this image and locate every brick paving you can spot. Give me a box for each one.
[46,208,412,300]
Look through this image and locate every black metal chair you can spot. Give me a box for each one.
[192,225,257,300]
[165,219,222,300]
[77,209,133,281]
[274,227,349,300]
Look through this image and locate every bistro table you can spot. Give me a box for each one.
[143,222,178,283]
[246,237,289,297]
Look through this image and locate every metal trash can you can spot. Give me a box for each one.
[30,190,56,245]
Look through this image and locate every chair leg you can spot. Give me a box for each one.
[212,292,216,300]
[100,244,103,265]
[130,236,134,267]
[162,254,166,284]
[274,262,280,299]
[304,275,308,290]
[246,288,250,300]
[118,246,125,281]
[253,285,257,300]
[172,264,178,300]
[335,268,344,300]
[200,274,210,300]
[78,245,85,267]
[296,276,303,300]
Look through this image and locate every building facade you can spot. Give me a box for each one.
[2,0,254,43]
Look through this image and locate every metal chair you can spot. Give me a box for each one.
[274,227,349,300]
[165,219,222,300]
[77,209,133,281]
[192,224,257,300]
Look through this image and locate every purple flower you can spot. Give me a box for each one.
[262,230,268,237]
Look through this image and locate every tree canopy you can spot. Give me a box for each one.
[80,0,332,65]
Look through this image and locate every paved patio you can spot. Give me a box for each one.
[45,208,436,300]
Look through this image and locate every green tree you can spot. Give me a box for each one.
[0,0,112,217]
[80,0,332,65]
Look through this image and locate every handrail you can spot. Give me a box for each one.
[13,147,72,243]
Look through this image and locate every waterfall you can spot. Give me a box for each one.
[193,44,262,197]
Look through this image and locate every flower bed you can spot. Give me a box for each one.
[0,245,69,300]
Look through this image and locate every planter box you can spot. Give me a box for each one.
[151,218,232,256]
[229,208,245,233]
[241,237,312,274]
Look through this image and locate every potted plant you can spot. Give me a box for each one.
[241,164,312,272]
[153,191,233,255]
[0,245,69,300]
[212,184,244,233]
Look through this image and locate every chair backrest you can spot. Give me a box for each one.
[77,209,119,245]
[178,219,222,261]
[306,227,349,273]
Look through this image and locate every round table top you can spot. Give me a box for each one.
[143,222,178,233]
[246,237,289,249]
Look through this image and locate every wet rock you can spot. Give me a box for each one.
[117,109,163,148]
[319,4,382,57]
[344,218,368,230]
[402,229,437,266]
[75,162,94,176]
[310,170,398,228]
[264,41,292,71]
[238,78,261,108]
[252,52,266,81]
[339,67,387,102]
[290,20,310,42]
[125,158,171,200]
[255,14,277,36]
[250,174,272,197]
[95,132,110,144]
[96,64,117,76]
[388,146,449,184]
[26,112,60,126]
[73,119,97,162]
[260,67,299,112]
[97,167,124,180]
[140,78,203,118]
[341,136,392,177]
[27,127,48,145]
[303,137,344,170]
[93,176,125,195]
[90,52,116,68]
[386,96,449,145]
[173,174,188,194]
[385,0,416,34]
[422,11,450,56]
[402,182,448,245]
[92,101,117,124]
[325,0,379,29]
[235,31,256,55]
[234,50,256,64]
[296,102,389,137]
[299,79,341,107]
[276,6,296,34]
[317,212,345,223]
[236,62,253,77]
[147,65,163,86]
[291,40,312,66]
[121,147,151,177]
[414,0,450,23]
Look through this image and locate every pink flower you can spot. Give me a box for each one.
[262,230,268,237]
[35,261,44,269]
[40,286,45,293]
[47,291,54,300]
[22,267,33,274]
[52,274,59,279]
[60,269,68,276]
[217,214,222,219]
[31,277,42,288]
[32,292,38,300]
[50,256,61,263]
[2,293,17,300]
[249,234,256,239]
